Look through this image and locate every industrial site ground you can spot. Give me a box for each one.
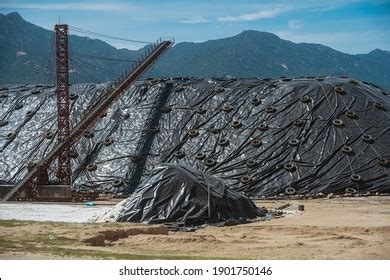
[0,196,389,260]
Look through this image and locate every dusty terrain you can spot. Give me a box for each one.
[0,196,389,259]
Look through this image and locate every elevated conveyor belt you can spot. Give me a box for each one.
[2,39,174,201]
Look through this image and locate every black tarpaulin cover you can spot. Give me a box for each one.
[1,77,389,198]
[113,164,264,225]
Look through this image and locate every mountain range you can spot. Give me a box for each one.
[1,12,389,88]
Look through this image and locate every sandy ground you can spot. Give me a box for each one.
[0,196,389,260]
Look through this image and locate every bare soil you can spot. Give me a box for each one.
[0,196,389,259]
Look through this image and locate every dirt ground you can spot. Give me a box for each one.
[0,196,389,260]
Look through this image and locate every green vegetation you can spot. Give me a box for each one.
[0,12,141,84]
[1,12,389,88]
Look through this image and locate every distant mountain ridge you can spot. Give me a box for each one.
[0,12,141,84]
[1,12,389,88]
[152,30,390,88]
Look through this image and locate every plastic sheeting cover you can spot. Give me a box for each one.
[93,163,264,225]
[1,77,389,198]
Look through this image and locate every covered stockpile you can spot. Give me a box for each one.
[92,163,264,225]
[0,76,389,199]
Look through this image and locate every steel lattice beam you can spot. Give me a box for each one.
[55,24,71,184]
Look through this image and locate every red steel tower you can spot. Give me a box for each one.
[55,24,71,184]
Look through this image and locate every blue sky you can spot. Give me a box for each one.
[1,0,389,53]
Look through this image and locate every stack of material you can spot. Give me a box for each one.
[92,164,264,226]
[1,77,389,197]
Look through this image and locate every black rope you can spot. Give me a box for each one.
[71,56,113,77]
[70,58,101,84]
[69,26,152,44]
[73,53,136,63]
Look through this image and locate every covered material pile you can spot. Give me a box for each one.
[93,164,264,225]
[1,77,389,198]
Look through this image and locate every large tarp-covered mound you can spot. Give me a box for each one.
[93,163,264,225]
[0,76,389,198]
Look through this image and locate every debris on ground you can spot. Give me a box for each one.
[83,225,169,246]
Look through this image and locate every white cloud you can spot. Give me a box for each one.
[0,2,134,12]
[178,16,210,24]
[217,8,283,22]
[311,4,342,12]
[288,19,304,29]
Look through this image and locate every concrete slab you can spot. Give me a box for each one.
[0,202,113,223]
